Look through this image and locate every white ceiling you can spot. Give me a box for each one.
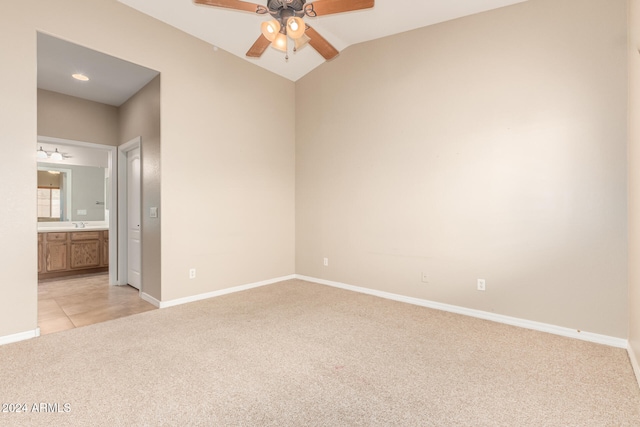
[36,1,528,108]
[37,32,159,107]
[117,0,527,81]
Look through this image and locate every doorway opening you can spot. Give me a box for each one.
[36,137,154,335]
[37,32,161,335]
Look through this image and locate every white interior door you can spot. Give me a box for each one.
[127,147,141,289]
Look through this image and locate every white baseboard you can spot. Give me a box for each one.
[296,275,628,349]
[630,345,640,389]
[140,291,161,308]
[0,328,40,346]
[157,274,297,309]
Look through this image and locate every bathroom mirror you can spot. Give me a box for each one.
[37,163,107,222]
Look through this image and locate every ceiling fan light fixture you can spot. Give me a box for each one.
[287,17,306,39]
[198,0,375,62]
[261,19,281,42]
[294,33,311,51]
[50,148,63,161]
[36,146,48,159]
[272,32,288,52]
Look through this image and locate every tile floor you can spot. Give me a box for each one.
[38,273,157,335]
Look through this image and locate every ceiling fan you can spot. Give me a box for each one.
[194,0,375,61]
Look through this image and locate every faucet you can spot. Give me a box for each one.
[73,222,86,229]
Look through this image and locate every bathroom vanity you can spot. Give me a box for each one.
[36,159,111,280]
[38,228,109,280]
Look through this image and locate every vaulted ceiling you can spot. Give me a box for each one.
[37,1,528,109]
[117,0,527,81]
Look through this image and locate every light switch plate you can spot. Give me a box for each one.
[150,207,158,218]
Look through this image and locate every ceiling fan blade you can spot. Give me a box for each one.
[194,0,264,13]
[246,34,271,58]
[305,26,339,61]
[305,0,374,17]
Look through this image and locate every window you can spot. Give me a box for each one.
[38,187,61,219]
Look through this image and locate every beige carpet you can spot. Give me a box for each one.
[1,279,639,426]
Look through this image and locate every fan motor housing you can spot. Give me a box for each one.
[267,0,306,12]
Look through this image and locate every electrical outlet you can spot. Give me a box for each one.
[189,268,196,279]
[323,258,329,267]
[477,279,486,291]
[421,272,429,283]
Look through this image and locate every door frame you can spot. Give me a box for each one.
[37,135,118,285]
[117,136,141,289]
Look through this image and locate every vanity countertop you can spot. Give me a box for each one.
[38,226,109,233]
[38,223,109,233]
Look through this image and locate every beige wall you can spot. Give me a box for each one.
[0,4,38,337]
[629,0,640,381]
[1,0,632,346]
[38,89,119,146]
[296,0,628,338]
[0,0,295,338]
[119,76,162,300]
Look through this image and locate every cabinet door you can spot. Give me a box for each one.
[71,241,101,269]
[46,241,68,272]
[102,238,109,266]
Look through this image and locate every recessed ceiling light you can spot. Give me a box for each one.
[72,73,89,81]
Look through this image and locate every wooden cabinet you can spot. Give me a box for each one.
[38,230,109,280]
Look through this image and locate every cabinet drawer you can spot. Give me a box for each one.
[38,233,43,242]
[71,231,101,241]
[46,233,68,242]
